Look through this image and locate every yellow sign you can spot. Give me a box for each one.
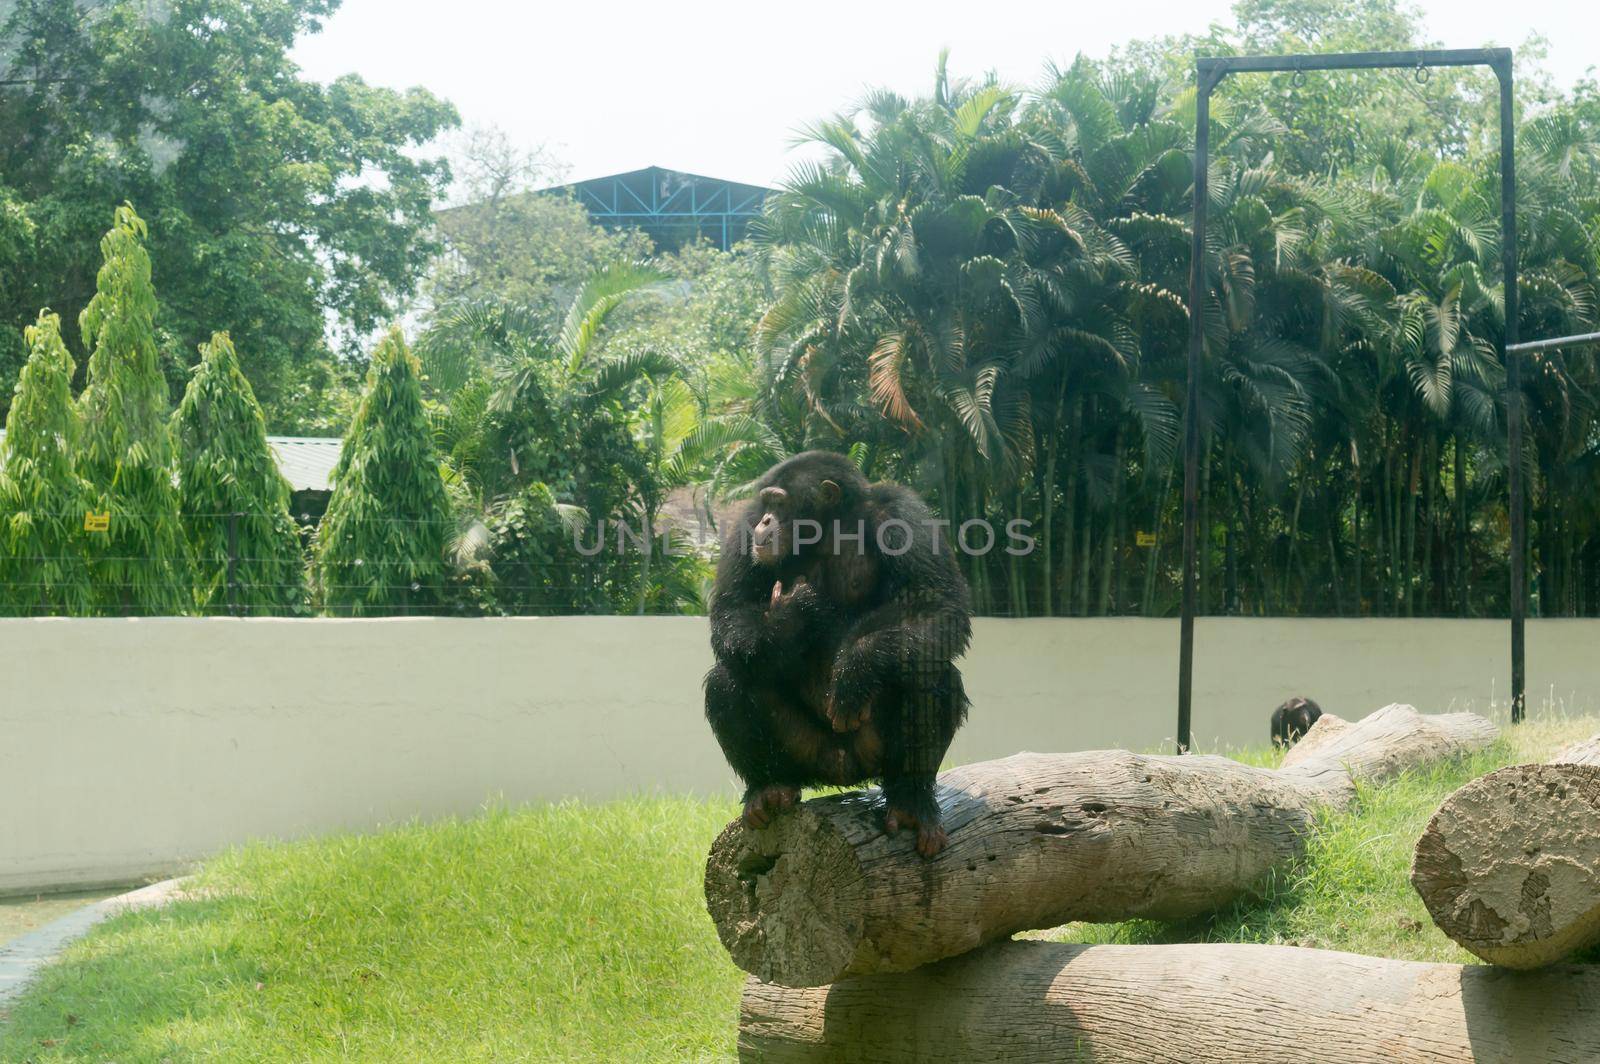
[1135,531,1157,548]
[83,511,110,532]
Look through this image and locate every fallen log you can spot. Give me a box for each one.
[1412,732,1600,969]
[738,939,1600,1063]
[705,704,1496,987]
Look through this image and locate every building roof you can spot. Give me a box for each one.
[0,432,342,494]
[266,436,342,493]
[541,165,771,251]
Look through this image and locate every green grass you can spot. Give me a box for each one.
[0,798,746,1063]
[1037,715,1600,961]
[4,715,1596,1062]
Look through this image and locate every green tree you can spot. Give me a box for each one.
[316,327,453,615]
[173,332,307,615]
[0,0,458,430]
[603,242,769,374]
[419,264,705,614]
[75,204,188,615]
[423,128,654,320]
[0,310,93,615]
[746,36,1600,623]
[756,56,1185,613]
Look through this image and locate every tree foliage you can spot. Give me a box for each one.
[419,263,716,613]
[173,331,306,615]
[0,0,458,431]
[316,328,453,615]
[750,34,1600,619]
[0,310,93,614]
[423,127,653,322]
[75,203,188,614]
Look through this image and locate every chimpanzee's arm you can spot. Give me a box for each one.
[825,489,972,727]
[708,523,836,674]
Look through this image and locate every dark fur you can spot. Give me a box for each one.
[704,452,972,856]
[1271,696,1323,748]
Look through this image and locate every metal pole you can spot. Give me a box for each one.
[1178,67,1212,755]
[1507,331,1600,355]
[1201,49,1509,75]
[1497,61,1524,723]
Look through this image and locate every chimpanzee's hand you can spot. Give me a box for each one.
[825,666,875,733]
[764,576,820,639]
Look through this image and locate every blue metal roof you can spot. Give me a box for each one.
[544,166,770,251]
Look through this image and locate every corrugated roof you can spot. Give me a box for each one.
[266,436,341,493]
[0,431,342,493]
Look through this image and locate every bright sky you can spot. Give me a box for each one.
[290,0,1597,190]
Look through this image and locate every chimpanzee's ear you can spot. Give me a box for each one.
[818,479,841,507]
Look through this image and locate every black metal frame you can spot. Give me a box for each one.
[1179,48,1518,752]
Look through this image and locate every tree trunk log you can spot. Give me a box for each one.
[737,940,1600,1063]
[706,704,1496,987]
[1412,733,1600,969]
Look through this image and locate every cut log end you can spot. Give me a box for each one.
[1412,761,1600,969]
[705,799,871,987]
[704,750,1320,987]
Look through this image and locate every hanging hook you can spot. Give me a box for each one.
[1415,63,1430,85]
[1291,67,1306,88]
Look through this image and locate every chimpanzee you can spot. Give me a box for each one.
[1271,696,1323,748]
[704,451,972,857]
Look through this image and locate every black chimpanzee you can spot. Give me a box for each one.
[1271,696,1323,748]
[704,451,971,857]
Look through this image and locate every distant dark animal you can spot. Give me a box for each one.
[1271,697,1323,748]
[704,451,971,857]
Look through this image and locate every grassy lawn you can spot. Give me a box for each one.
[3,714,1596,1063]
[0,799,746,1063]
[1038,715,1600,961]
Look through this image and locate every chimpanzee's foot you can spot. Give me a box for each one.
[884,804,948,857]
[742,784,800,829]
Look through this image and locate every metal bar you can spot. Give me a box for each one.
[1498,64,1524,723]
[1507,331,1600,355]
[1199,48,1509,77]
[575,210,760,219]
[1178,77,1211,755]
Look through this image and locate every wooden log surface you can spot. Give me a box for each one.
[738,939,1600,1063]
[1412,732,1600,969]
[706,704,1497,987]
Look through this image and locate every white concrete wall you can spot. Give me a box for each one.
[3,616,1596,895]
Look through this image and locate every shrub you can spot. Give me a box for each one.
[316,327,452,615]
[75,204,187,615]
[173,332,307,614]
[0,311,94,615]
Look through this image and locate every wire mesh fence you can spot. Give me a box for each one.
[0,501,1578,620]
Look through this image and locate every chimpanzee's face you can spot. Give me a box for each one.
[750,479,840,566]
[750,486,791,565]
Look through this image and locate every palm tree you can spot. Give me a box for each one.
[417,264,685,613]
[736,52,1600,621]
